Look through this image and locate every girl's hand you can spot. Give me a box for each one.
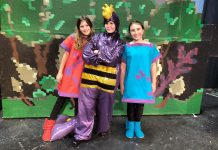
[56,72,63,82]
[152,83,156,94]
[93,50,99,55]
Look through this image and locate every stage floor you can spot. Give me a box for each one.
[0,90,218,150]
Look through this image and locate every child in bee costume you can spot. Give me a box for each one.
[72,4,125,147]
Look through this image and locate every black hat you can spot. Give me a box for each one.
[102,4,120,31]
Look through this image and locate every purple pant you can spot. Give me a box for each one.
[74,88,114,140]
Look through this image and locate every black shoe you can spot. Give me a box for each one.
[72,138,84,147]
[98,131,109,137]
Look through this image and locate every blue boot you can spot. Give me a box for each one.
[134,122,144,138]
[125,121,134,138]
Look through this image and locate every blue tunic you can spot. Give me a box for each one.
[122,43,161,104]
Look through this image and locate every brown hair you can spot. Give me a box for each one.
[74,16,94,50]
[128,20,144,33]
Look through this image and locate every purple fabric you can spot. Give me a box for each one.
[57,91,78,98]
[55,114,69,124]
[83,33,125,66]
[126,43,152,48]
[74,88,115,140]
[65,67,72,75]
[51,117,77,141]
[122,98,155,104]
[74,31,124,141]
[74,88,97,140]
[60,43,70,52]
[95,90,114,134]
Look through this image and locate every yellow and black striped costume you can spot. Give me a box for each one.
[80,64,117,94]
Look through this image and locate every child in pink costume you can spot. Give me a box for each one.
[42,16,94,142]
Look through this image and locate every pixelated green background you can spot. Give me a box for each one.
[0,0,202,45]
[2,90,203,118]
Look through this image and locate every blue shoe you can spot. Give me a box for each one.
[134,122,144,138]
[125,121,134,138]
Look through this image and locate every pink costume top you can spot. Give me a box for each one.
[57,34,84,98]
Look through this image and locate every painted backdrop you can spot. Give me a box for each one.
[0,0,205,118]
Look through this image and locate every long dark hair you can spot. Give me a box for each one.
[74,16,94,50]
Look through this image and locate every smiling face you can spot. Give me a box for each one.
[79,20,91,36]
[129,23,144,42]
[105,21,116,33]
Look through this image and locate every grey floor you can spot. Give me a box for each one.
[0,90,218,150]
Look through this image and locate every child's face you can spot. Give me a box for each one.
[79,20,91,36]
[105,21,116,33]
[130,23,144,41]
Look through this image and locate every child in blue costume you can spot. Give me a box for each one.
[120,21,161,138]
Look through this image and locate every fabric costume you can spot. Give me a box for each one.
[122,43,160,139]
[50,34,85,119]
[121,43,161,104]
[58,34,84,98]
[42,33,87,142]
[74,9,125,140]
